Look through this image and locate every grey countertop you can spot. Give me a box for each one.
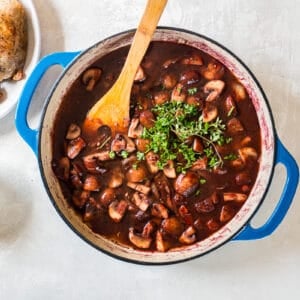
[0,0,299,299]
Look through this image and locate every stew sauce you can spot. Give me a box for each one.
[52,41,261,252]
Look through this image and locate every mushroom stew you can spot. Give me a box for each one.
[52,41,261,252]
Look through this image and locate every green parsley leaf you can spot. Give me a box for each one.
[142,101,229,171]
[109,151,116,159]
[120,150,129,159]
[187,87,198,95]
[224,153,238,161]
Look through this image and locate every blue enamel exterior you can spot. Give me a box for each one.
[233,137,299,240]
[15,51,80,154]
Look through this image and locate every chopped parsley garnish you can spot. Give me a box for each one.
[136,151,145,161]
[200,178,207,184]
[187,87,198,95]
[141,101,230,172]
[224,153,238,161]
[120,150,129,159]
[109,151,116,159]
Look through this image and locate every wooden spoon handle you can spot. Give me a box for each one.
[85,0,167,133]
[116,0,168,95]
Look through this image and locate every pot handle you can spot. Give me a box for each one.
[233,137,299,241]
[15,51,80,155]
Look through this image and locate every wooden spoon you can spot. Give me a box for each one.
[84,0,168,134]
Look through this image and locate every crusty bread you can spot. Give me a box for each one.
[0,0,27,82]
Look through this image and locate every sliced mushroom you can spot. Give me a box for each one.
[128,118,143,138]
[154,173,174,210]
[224,95,237,117]
[204,80,225,102]
[227,118,244,134]
[154,90,170,105]
[179,70,200,85]
[161,73,177,89]
[161,217,183,237]
[232,82,247,101]
[53,157,70,181]
[151,203,169,219]
[72,190,90,209]
[126,165,147,183]
[206,218,220,232]
[135,138,150,152]
[111,134,127,153]
[202,104,218,123]
[210,191,219,204]
[179,226,197,245]
[82,151,112,163]
[235,171,251,186]
[124,136,136,153]
[163,160,176,179]
[174,171,199,197]
[173,193,185,206]
[220,204,235,223]
[67,137,86,159]
[193,217,205,232]
[134,65,146,82]
[82,154,107,174]
[186,94,203,108]
[65,123,81,140]
[195,195,215,213]
[145,151,159,174]
[151,182,160,200]
[192,137,203,153]
[171,83,186,102]
[70,173,83,189]
[202,61,225,80]
[127,182,151,195]
[139,110,155,129]
[128,227,152,249]
[99,188,116,207]
[108,168,124,188]
[94,125,112,148]
[156,230,171,252]
[83,197,102,222]
[241,136,252,146]
[162,57,179,68]
[83,174,101,191]
[180,53,203,66]
[190,157,208,171]
[230,157,245,169]
[71,161,85,177]
[142,221,156,238]
[121,155,137,168]
[108,200,128,223]
[223,192,247,203]
[82,67,102,91]
[132,192,152,211]
[178,205,193,225]
[238,147,258,162]
[133,209,151,223]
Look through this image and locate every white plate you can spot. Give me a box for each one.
[0,0,41,120]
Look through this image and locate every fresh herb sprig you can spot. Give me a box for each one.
[141,101,229,172]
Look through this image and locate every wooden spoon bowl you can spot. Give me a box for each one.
[83,0,168,134]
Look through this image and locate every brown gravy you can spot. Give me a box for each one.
[52,41,261,251]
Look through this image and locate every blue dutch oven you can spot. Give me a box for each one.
[15,28,299,264]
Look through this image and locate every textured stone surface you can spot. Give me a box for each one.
[0,0,299,299]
